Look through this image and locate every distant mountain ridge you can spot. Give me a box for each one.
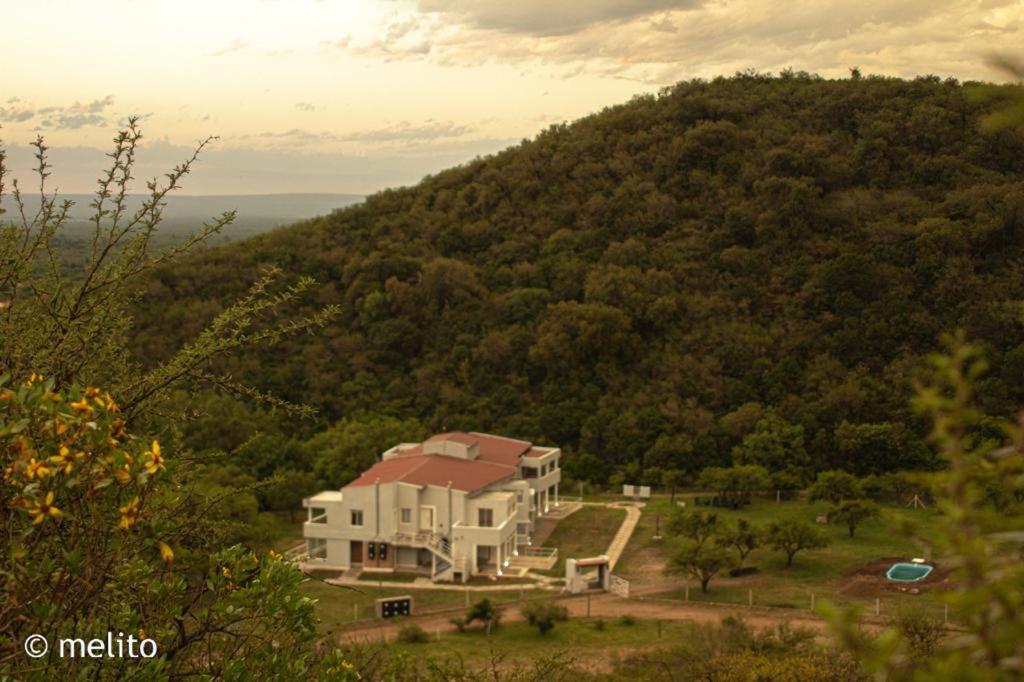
[7,192,363,221]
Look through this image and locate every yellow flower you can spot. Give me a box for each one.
[145,441,165,474]
[25,458,53,480]
[268,549,283,561]
[27,491,62,525]
[70,398,93,415]
[105,392,120,413]
[52,417,69,436]
[221,565,232,579]
[158,541,174,565]
[0,389,14,401]
[118,496,140,529]
[114,466,133,484]
[85,387,101,399]
[49,446,84,475]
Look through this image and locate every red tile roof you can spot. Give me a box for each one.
[346,454,515,492]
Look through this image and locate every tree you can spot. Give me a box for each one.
[661,468,687,503]
[731,411,808,473]
[667,510,718,548]
[667,542,730,593]
[765,520,830,567]
[697,465,771,507]
[465,598,503,634]
[521,602,569,635]
[715,518,761,570]
[808,470,862,504]
[261,468,319,521]
[828,500,880,538]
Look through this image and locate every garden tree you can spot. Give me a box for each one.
[828,500,881,538]
[667,542,730,593]
[661,468,687,503]
[667,510,719,548]
[0,127,346,678]
[731,411,809,473]
[764,519,830,567]
[123,74,1024,487]
[307,413,426,488]
[697,465,772,507]
[807,470,862,504]
[829,334,1024,679]
[715,518,761,570]
[860,471,915,504]
[521,602,570,635]
[465,598,503,634]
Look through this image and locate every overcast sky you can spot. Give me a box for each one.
[1,0,1021,195]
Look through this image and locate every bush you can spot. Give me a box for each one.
[618,614,637,626]
[397,623,428,644]
[521,602,570,635]
[449,616,467,633]
[593,617,607,631]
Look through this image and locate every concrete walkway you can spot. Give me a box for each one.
[604,502,643,570]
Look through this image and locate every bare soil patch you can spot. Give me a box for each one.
[838,557,954,598]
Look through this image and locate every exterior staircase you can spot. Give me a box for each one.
[392,530,457,581]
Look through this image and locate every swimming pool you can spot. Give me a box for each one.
[886,563,933,582]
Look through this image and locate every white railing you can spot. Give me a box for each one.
[518,546,557,559]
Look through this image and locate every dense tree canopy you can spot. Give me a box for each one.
[130,73,1024,483]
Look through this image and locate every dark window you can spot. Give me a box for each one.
[478,508,494,527]
[379,543,388,560]
[368,542,376,560]
[351,510,364,526]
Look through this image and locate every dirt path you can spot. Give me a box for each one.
[338,591,832,643]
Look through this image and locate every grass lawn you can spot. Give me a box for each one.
[357,572,424,583]
[301,580,550,634]
[616,493,954,618]
[390,617,695,668]
[540,505,626,576]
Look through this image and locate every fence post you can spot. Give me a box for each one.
[587,594,591,617]
[685,584,689,602]
[944,603,949,625]
[875,598,880,616]
[748,589,753,607]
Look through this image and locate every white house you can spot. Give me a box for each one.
[302,431,562,582]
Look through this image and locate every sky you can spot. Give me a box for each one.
[1,0,1021,195]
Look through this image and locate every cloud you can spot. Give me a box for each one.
[207,39,247,57]
[4,96,117,130]
[341,120,473,143]
[294,102,317,112]
[0,102,35,123]
[340,0,1022,85]
[416,0,703,36]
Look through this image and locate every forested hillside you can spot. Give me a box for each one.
[132,72,1024,487]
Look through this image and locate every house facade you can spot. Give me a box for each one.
[302,432,562,582]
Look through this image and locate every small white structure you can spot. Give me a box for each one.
[565,555,611,593]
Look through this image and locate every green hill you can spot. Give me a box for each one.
[131,73,1024,482]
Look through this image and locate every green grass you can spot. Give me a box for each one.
[615,493,952,617]
[539,505,626,576]
[390,617,695,666]
[357,572,425,583]
[301,580,549,634]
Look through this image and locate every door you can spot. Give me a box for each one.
[419,507,434,531]
[350,541,363,564]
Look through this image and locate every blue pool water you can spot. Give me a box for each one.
[886,563,933,582]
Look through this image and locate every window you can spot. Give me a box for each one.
[400,508,411,524]
[351,510,364,526]
[522,466,538,479]
[516,491,523,503]
[478,508,494,527]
